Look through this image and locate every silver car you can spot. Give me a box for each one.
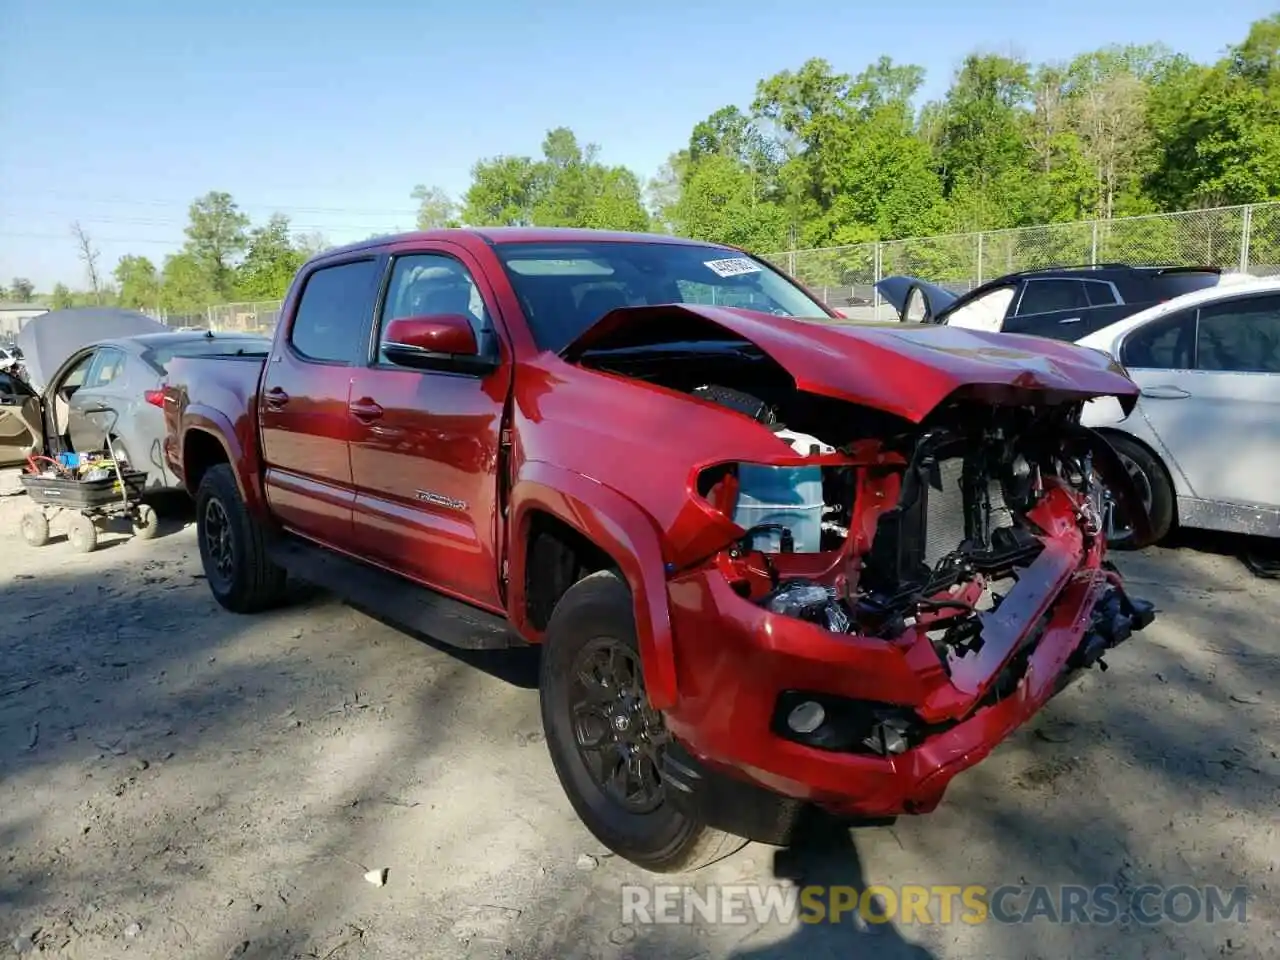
[1077,276,1280,545]
[2,327,269,489]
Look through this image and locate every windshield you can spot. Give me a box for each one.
[492,241,832,352]
[141,336,271,374]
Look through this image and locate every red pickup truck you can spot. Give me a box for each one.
[162,227,1155,872]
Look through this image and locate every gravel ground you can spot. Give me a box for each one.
[1,478,1277,960]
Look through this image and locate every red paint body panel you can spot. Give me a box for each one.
[563,303,1140,422]
[348,365,508,610]
[258,349,356,549]
[161,227,1150,818]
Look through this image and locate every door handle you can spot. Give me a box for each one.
[264,387,289,408]
[349,398,383,421]
[1140,384,1191,400]
[1058,316,1083,324]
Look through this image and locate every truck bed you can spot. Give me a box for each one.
[161,353,267,488]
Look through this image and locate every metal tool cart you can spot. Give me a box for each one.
[18,405,158,553]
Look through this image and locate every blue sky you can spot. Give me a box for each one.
[0,0,1273,293]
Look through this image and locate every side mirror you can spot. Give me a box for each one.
[382,314,497,374]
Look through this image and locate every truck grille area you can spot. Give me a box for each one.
[923,458,1015,569]
[860,432,1041,599]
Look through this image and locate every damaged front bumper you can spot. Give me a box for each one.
[660,533,1154,824]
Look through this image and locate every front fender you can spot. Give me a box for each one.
[181,404,266,517]
[508,461,678,711]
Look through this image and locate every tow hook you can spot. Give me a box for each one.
[1068,584,1155,672]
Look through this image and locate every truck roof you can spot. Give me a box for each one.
[311,226,735,265]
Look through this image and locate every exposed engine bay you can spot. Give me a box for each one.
[684,381,1119,668]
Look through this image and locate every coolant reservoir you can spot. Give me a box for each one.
[731,429,832,553]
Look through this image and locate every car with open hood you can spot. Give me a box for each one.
[159,227,1155,873]
[1,307,269,486]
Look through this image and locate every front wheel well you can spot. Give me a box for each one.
[183,430,230,495]
[1092,426,1179,538]
[524,511,622,631]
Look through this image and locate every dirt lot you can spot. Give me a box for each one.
[1,481,1277,960]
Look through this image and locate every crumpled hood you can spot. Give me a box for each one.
[561,304,1139,422]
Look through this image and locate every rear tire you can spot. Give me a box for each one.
[195,463,286,613]
[539,570,746,873]
[1102,434,1175,550]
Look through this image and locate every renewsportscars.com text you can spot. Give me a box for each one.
[621,883,1249,927]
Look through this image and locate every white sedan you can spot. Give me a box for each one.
[1076,276,1280,546]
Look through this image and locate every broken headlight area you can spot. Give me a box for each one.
[770,690,935,757]
[694,395,1120,664]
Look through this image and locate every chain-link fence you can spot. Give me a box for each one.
[760,202,1280,320]
[205,300,284,335]
[200,202,1280,330]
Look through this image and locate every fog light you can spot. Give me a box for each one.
[865,719,912,756]
[787,701,825,734]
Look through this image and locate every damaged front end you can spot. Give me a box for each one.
[562,304,1156,822]
[668,395,1156,818]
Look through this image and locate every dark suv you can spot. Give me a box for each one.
[876,264,1227,342]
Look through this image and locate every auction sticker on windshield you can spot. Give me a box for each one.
[704,257,762,278]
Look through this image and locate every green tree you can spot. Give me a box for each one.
[1146,16,1280,207]
[933,54,1038,229]
[160,252,215,314]
[51,283,73,309]
[183,191,250,299]
[10,278,34,301]
[113,255,160,310]
[462,156,541,226]
[411,185,460,229]
[659,151,789,251]
[461,128,650,231]
[235,214,306,300]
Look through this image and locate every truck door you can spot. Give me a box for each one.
[347,244,512,611]
[258,255,382,550]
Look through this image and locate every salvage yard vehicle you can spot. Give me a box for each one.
[875,263,1243,341]
[3,308,270,489]
[161,227,1156,872]
[1075,276,1280,545]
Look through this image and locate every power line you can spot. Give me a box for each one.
[6,188,424,217]
[0,231,186,245]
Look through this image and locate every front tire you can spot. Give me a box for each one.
[539,570,745,873]
[195,464,286,613]
[20,510,50,547]
[1101,434,1175,550]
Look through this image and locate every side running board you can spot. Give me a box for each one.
[266,535,521,651]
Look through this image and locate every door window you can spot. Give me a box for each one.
[377,253,492,363]
[946,285,1016,331]
[1084,281,1119,306]
[58,353,95,394]
[1195,295,1280,374]
[289,259,381,365]
[1015,279,1090,316]
[83,348,126,388]
[1119,311,1196,369]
